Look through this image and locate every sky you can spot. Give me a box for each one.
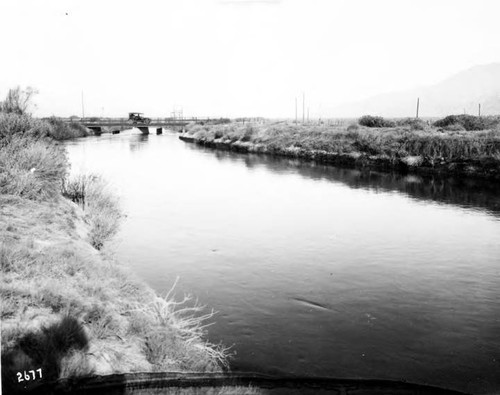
[1,0,500,118]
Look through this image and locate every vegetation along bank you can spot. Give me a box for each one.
[0,112,229,394]
[180,115,500,180]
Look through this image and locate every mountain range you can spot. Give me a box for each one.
[330,63,500,118]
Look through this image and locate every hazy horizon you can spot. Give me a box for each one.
[2,0,500,118]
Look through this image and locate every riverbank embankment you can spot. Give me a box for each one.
[180,120,500,179]
[0,113,227,393]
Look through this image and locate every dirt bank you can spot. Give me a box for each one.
[179,122,500,180]
[1,185,226,394]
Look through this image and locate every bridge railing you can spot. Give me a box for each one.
[61,117,216,124]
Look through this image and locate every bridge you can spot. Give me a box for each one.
[64,117,218,135]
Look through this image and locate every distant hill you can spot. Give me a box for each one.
[330,63,500,118]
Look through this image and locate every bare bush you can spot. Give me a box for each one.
[130,278,230,372]
[359,115,396,128]
[0,86,38,115]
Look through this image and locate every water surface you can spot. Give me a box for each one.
[66,131,500,394]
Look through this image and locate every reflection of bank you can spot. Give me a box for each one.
[183,141,500,218]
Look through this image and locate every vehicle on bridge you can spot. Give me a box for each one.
[128,112,151,125]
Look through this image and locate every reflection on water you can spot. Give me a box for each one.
[192,144,500,217]
[129,134,150,152]
[66,132,500,395]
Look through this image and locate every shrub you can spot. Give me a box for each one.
[62,174,95,206]
[0,86,38,115]
[359,115,395,128]
[68,122,89,137]
[347,122,359,132]
[240,125,256,142]
[396,118,427,130]
[0,113,52,143]
[433,115,500,131]
[45,117,89,140]
[0,113,88,143]
[210,118,231,125]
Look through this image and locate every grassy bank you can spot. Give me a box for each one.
[181,119,500,179]
[0,115,229,393]
[0,113,90,142]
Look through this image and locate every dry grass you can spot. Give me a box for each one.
[1,196,229,386]
[130,278,230,372]
[62,174,122,249]
[1,118,229,386]
[186,121,500,167]
[61,173,93,206]
[0,113,52,143]
[45,116,89,140]
[0,112,88,142]
[0,135,68,200]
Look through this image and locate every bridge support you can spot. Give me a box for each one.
[156,128,163,135]
[88,126,102,136]
[138,127,149,135]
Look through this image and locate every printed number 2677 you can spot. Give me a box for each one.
[17,369,42,382]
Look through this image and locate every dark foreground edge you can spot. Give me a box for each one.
[19,372,470,395]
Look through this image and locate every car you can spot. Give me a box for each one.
[128,112,151,125]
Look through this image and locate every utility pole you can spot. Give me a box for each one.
[302,92,305,124]
[0,318,2,395]
[81,91,85,119]
[416,97,420,119]
[478,103,481,117]
[295,97,297,125]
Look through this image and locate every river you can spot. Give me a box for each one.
[65,130,500,394]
